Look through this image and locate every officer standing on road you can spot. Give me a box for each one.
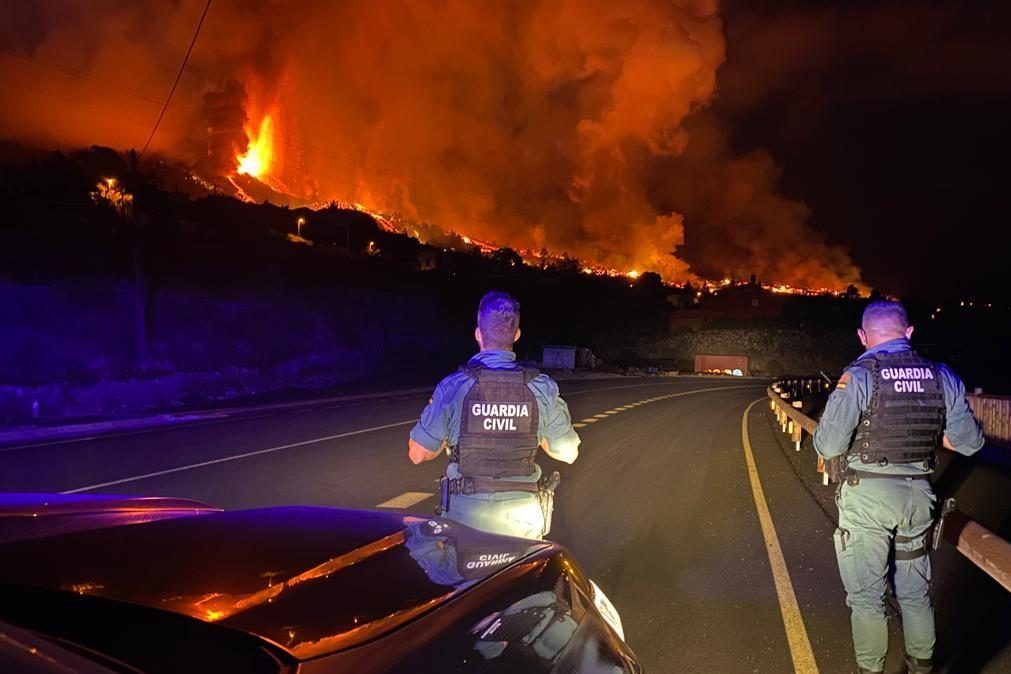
[814,301,984,674]
[407,291,580,540]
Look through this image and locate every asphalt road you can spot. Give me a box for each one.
[1,376,1008,673]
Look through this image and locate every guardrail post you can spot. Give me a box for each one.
[816,456,829,485]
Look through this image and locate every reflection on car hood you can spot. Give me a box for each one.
[0,505,548,658]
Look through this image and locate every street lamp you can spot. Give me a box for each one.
[296,217,306,237]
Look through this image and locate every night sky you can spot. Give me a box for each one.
[700,0,1011,302]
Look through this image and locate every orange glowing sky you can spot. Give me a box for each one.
[0,0,869,290]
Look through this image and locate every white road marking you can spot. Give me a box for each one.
[0,414,274,454]
[740,399,819,674]
[60,419,417,494]
[376,491,434,509]
[563,380,749,396]
[55,384,763,494]
[5,381,748,452]
[572,385,763,431]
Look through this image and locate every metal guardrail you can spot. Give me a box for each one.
[767,380,824,481]
[966,394,1011,446]
[767,380,1011,594]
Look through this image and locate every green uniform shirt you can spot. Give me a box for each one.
[813,337,984,475]
[410,349,580,481]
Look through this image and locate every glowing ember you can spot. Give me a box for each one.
[237,115,275,178]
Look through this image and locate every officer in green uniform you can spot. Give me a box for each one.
[814,301,984,674]
[408,291,580,540]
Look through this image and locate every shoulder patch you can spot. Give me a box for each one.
[835,372,851,391]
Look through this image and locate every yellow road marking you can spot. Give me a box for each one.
[573,422,587,428]
[376,491,434,509]
[593,413,610,419]
[580,418,599,424]
[741,399,819,674]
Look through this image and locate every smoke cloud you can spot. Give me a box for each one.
[0,0,862,288]
[198,79,248,177]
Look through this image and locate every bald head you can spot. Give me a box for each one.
[859,301,913,348]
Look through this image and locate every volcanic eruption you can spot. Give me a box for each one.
[0,0,863,290]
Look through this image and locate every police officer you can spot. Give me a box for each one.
[407,291,580,540]
[814,301,984,674]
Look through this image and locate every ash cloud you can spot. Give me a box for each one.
[0,0,863,288]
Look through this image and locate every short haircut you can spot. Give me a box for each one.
[862,300,909,335]
[478,291,520,349]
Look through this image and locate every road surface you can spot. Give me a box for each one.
[2,376,1008,673]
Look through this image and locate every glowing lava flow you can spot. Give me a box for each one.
[237,115,275,178]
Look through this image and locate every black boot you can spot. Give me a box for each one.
[905,655,933,673]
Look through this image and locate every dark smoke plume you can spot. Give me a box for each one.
[0,0,862,288]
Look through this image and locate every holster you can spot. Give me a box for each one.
[538,471,561,538]
[437,476,450,515]
[826,455,846,484]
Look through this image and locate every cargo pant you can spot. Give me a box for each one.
[443,491,546,540]
[834,477,936,672]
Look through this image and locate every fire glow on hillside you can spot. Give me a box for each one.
[1,1,867,293]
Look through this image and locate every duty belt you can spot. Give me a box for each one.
[845,469,930,486]
[448,476,540,495]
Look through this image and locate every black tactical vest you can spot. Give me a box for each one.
[457,365,540,479]
[848,350,946,469]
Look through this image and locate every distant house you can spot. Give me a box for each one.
[541,345,598,370]
[707,284,785,319]
[542,345,577,369]
[669,284,786,331]
[665,287,696,310]
[418,247,452,272]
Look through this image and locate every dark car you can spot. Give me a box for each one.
[0,493,641,674]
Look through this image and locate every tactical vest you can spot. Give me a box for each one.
[848,350,946,469]
[457,365,540,480]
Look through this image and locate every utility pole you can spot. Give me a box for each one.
[129,148,149,369]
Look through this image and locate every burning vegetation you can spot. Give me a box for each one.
[0,0,864,293]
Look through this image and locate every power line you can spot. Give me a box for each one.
[139,0,213,157]
[8,41,662,241]
[7,47,548,223]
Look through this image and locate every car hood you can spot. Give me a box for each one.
[0,503,548,658]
